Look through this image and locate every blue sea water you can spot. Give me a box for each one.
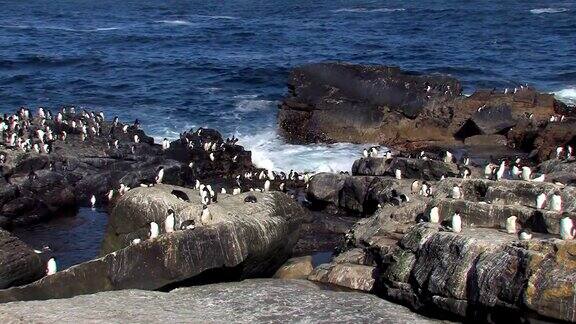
[0,0,575,172]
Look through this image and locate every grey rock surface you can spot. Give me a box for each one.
[0,279,442,324]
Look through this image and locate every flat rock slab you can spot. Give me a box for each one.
[0,279,441,324]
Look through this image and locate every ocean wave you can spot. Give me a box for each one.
[0,24,123,32]
[530,8,568,14]
[238,129,375,173]
[201,15,238,20]
[155,20,193,26]
[555,87,576,105]
[332,8,405,13]
[235,99,276,112]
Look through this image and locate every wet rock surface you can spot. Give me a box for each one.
[0,279,442,324]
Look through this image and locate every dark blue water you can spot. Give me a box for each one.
[0,0,575,172]
[12,208,108,270]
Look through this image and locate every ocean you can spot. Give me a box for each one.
[0,0,575,172]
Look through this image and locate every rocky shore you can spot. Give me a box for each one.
[1,62,575,323]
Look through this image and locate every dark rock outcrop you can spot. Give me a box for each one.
[278,63,569,159]
[0,230,45,289]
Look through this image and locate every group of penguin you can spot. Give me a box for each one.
[361,145,574,242]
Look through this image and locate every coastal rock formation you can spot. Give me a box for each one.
[0,189,308,302]
[278,63,570,157]
[0,279,441,323]
[0,110,256,229]
[379,224,576,322]
[0,229,45,289]
[278,62,461,145]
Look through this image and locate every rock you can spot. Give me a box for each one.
[352,157,458,180]
[278,62,461,144]
[306,172,347,207]
[376,223,576,322]
[464,134,507,146]
[0,229,45,289]
[278,64,565,157]
[0,189,308,303]
[539,160,576,185]
[273,256,313,279]
[467,104,516,135]
[0,279,441,323]
[0,111,258,229]
[308,263,377,292]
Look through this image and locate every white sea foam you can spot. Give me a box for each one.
[332,8,405,13]
[530,8,568,14]
[235,99,276,112]
[155,20,193,26]
[555,87,576,105]
[0,25,122,32]
[237,129,375,173]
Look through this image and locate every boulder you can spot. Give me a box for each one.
[0,279,441,323]
[273,256,313,279]
[0,189,308,302]
[467,104,516,135]
[308,263,377,292]
[378,223,576,322]
[0,229,45,289]
[278,62,461,144]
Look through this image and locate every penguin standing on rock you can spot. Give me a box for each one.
[518,228,532,241]
[149,222,159,239]
[536,193,546,209]
[201,205,211,225]
[451,212,462,233]
[165,209,175,233]
[46,257,57,275]
[550,192,562,212]
[411,180,419,195]
[429,206,439,223]
[395,169,402,180]
[506,216,517,234]
[155,166,165,184]
[180,219,195,230]
[560,216,575,240]
[451,185,463,199]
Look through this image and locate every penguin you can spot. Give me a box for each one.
[550,192,562,212]
[155,166,164,184]
[451,185,463,199]
[244,195,257,203]
[264,179,271,192]
[496,161,506,181]
[180,219,195,230]
[171,189,190,202]
[90,195,96,208]
[233,187,241,195]
[369,147,378,157]
[521,166,531,181]
[165,209,175,233]
[209,152,215,162]
[220,188,227,194]
[133,134,140,143]
[395,169,402,180]
[443,151,453,164]
[532,174,545,182]
[279,182,287,193]
[201,205,211,225]
[46,257,57,275]
[536,193,546,209]
[429,206,439,223]
[195,179,201,190]
[385,151,393,160]
[107,189,114,201]
[484,164,494,179]
[139,179,156,187]
[505,216,517,234]
[399,194,410,203]
[411,180,419,194]
[362,149,369,158]
[560,216,575,240]
[162,138,170,150]
[556,146,564,159]
[511,164,521,178]
[451,212,462,233]
[149,222,159,239]
[420,182,431,197]
[459,167,471,179]
[518,228,532,241]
